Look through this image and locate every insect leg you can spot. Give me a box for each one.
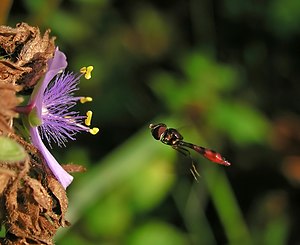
[172,146,200,181]
[190,163,200,181]
[172,145,191,157]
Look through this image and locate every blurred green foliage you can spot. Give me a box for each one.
[0,136,26,162]
[268,0,300,36]
[3,0,300,244]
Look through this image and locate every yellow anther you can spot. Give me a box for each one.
[80,66,94,80]
[89,127,99,135]
[80,66,88,74]
[80,97,93,104]
[85,110,93,126]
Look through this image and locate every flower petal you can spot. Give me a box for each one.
[30,48,68,110]
[30,127,73,189]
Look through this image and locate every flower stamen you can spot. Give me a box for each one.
[80,96,93,104]
[84,110,99,135]
[90,127,99,135]
[80,66,93,80]
[85,110,93,126]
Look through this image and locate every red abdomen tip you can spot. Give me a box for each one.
[204,151,231,166]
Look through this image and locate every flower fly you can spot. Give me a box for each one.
[149,123,231,179]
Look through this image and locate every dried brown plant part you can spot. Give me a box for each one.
[0,60,31,86]
[0,22,55,90]
[0,83,22,134]
[1,152,70,244]
[62,163,87,173]
[0,166,16,228]
[47,176,70,227]
[0,167,16,194]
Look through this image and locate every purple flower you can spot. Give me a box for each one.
[24,48,98,189]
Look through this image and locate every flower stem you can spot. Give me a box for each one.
[15,104,34,115]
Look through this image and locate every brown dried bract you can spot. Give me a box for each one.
[0,136,70,245]
[0,83,22,133]
[0,22,55,90]
[62,163,87,173]
[0,22,55,133]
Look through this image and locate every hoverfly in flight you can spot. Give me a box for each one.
[149,123,231,179]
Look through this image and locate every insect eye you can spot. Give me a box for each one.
[149,123,167,140]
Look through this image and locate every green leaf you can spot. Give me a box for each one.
[0,136,27,162]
